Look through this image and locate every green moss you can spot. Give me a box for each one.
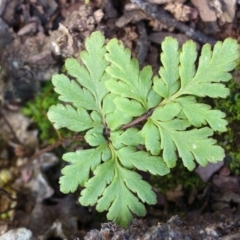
[21,81,71,143]
[150,160,206,194]
[214,79,240,175]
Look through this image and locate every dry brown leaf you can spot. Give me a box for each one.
[164,2,197,22]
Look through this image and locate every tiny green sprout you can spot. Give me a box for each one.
[47,31,239,227]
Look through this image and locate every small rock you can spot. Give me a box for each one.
[212,175,240,193]
[195,161,224,182]
[191,0,217,22]
[0,228,32,240]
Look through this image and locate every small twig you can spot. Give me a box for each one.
[0,109,21,144]
[130,0,217,45]
[29,135,84,161]
[136,21,148,66]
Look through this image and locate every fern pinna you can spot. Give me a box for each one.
[47,31,238,226]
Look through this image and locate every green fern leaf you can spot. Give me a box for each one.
[59,148,103,193]
[141,120,161,155]
[110,128,144,149]
[153,37,180,98]
[120,167,156,205]
[105,108,132,131]
[179,38,238,98]
[47,31,239,227]
[80,159,115,206]
[103,93,132,130]
[175,96,227,132]
[51,74,97,110]
[96,164,155,227]
[151,102,181,122]
[98,143,112,161]
[105,39,154,111]
[154,118,224,170]
[114,97,146,116]
[48,104,95,131]
[105,79,140,101]
[116,147,170,175]
[85,128,107,146]
[178,40,197,90]
[65,31,109,112]
[147,89,162,109]
[174,127,224,169]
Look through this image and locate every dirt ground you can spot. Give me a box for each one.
[0,0,240,239]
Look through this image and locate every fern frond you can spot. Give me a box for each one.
[96,163,155,227]
[110,128,144,149]
[116,147,170,175]
[179,38,238,98]
[59,148,103,192]
[65,31,109,112]
[47,31,239,227]
[105,39,157,114]
[175,96,227,132]
[153,37,180,98]
[102,93,133,130]
[80,159,115,206]
[48,104,95,131]
[51,74,97,110]
[141,120,161,155]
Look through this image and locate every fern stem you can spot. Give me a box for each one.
[121,108,154,130]
[121,89,182,130]
[28,135,84,162]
